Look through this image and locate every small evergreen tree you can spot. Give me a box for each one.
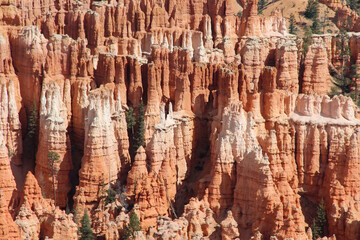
[289,14,298,34]
[122,211,141,240]
[47,151,60,205]
[321,7,331,33]
[305,0,319,19]
[72,209,78,223]
[258,0,268,14]
[337,29,351,67]
[27,99,38,139]
[126,107,137,159]
[351,64,360,105]
[330,29,354,98]
[133,101,145,153]
[126,107,136,135]
[302,26,313,55]
[311,199,328,239]
[105,188,116,205]
[79,210,95,240]
[311,16,321,34]
[331,72,353,96]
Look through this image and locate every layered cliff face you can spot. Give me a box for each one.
[292,94,360,240]
[1,0,360,239]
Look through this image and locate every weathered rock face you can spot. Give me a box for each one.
[78,86,121,208]
[0,129,16,206]
[0,190,19,239]
[11,26,48,110]
[302,37,332,95]
[319,0,360,32]
[0,32,23,166]
[15,205,40,240]
[206,102,307,239]
[0,106,19,239]
[17,171,78,240]
[292,94,360,240]
[1,0,360,239]
[126,146,169,230]
[35,81,72,208]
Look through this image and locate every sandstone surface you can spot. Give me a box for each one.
[0,0,359,239]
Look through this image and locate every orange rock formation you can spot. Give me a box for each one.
[0,0,360,239]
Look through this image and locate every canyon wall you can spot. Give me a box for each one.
[0,0,360,239]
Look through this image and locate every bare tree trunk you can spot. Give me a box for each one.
[356,76,358,104]
[52,164,56,206]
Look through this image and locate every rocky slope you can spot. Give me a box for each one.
[0,0,360,239]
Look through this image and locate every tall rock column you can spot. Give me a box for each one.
[0,130,16,205]
[112,87,131,183]
[78,86,121,207]
[71,80,91,151]
[275,38,299,93]
[0,80,22,166]
[11,26,48,110]
[302,37,332,95]
[35,81,72,208]
[0,32,23,166]
[145,45,170,142]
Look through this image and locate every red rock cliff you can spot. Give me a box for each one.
[0,0,360,239]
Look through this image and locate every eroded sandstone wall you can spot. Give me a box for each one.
[0,0,360,239]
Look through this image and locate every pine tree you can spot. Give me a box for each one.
[311,16,321,34]
[331,29,354,98]
[258,0,268,14]
[126,107,137,159]
[289,14,298,34]
[47,151,60,205]
[305,0,319,19]
[302,26,313,55]
[79,210,95,240]
[331,72,353,96]
[351,64,360,105]
[27,99,38,139]
[311,199,328,239]
[72,209,78,223]
[123,211,141,240]
[105,188,116,205]
[126,107,136,134]
[133,101,145,153]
